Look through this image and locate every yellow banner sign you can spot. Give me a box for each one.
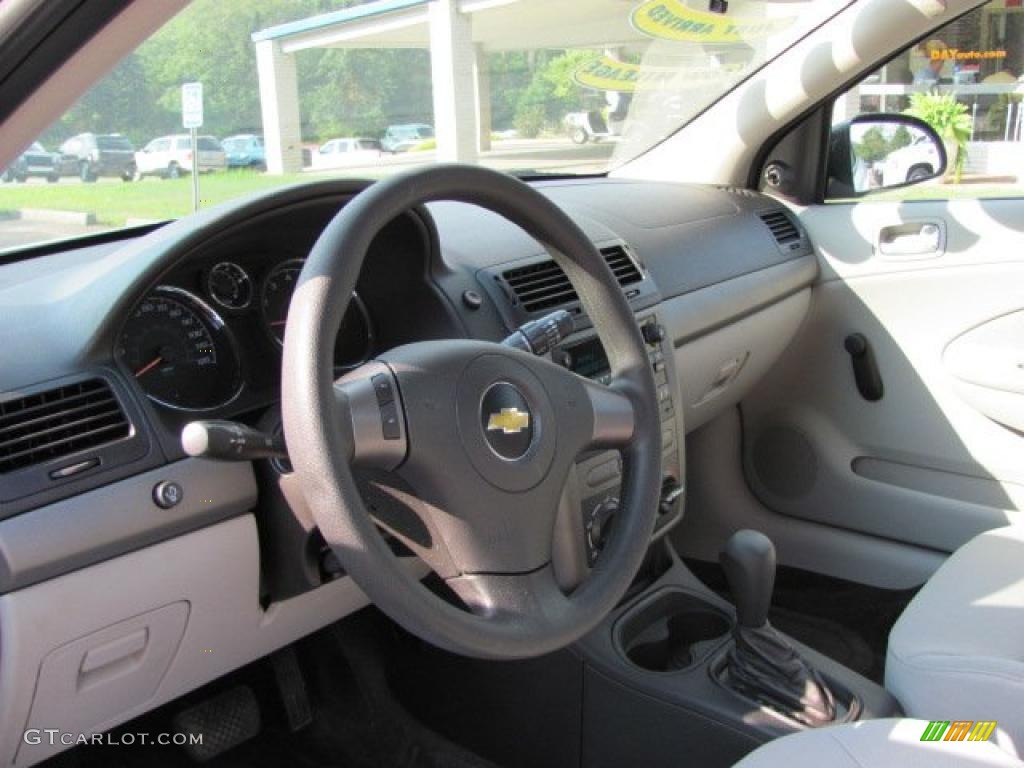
[631,0,795,43]
[573,55,739,92]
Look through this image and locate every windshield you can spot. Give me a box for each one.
[0,0,848,250]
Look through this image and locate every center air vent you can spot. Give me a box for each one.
[758,209,801,246]
[501,245,643,314]
[0,379,131,474]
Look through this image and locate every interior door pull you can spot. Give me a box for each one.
[845,334,884,401]
[877,221,944,259]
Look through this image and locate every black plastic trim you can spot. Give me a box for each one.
[0,0,132,127]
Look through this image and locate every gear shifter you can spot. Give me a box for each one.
[720,529,776,629]
[719,530,838,727]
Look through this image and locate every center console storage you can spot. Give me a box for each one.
[574,541,900,768]
[617,589,731,673]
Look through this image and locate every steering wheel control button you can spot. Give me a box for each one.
[153,480,183,509]
[371,373,394,406]
[380,401,401,440]
[480,382,534,460]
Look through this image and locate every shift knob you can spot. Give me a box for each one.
[720,529,776,629]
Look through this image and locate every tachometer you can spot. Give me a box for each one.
[261,258,373,368]
[117,287,242,410]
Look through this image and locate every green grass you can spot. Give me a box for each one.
[6,171,1024,228]
[874,183,1024,201]
[0,171,313,226]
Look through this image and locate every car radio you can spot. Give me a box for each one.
[554,315,684,566]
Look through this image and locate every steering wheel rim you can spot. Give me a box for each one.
[282,164,662,659]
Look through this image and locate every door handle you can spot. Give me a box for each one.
[877,221,945,259]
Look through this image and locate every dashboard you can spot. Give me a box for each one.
[0,175,818,766]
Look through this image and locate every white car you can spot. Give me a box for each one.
[310,137,383,170]
[134,134,226,179]
[881,133,943,187]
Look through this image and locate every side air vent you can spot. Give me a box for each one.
[602,245,643,287]
[501,245,643,313]
[758,209,801,246]
[0,379,131,474]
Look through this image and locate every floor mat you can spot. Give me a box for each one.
[41,613,499,768]
[768,605,875,679]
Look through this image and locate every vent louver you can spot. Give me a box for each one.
[501,245,643,313]
[715,185,759,199]
[758,209,801,245]
[0,379,130,474]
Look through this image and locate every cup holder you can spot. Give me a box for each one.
[616,590,731,673]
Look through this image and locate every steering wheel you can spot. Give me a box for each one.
[282,165,661,659]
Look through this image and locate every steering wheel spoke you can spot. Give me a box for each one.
[580,376,636,451]
[447,565,570,622]
[333,362,407,471]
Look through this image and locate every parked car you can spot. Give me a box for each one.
[881,132,944,186]
[310,137,383,169]
[57,133,135,181]
[222,134,265,169]
[134,134,227,179]
[381,123,434,152]
[1,142,59,182]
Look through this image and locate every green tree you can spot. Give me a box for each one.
[41,53,163,147]
[890,125,912,152]
[853,126,890,164]
[905,91,972,183]
[513,49,601,137]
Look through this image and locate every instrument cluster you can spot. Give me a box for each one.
[116,256,374,412]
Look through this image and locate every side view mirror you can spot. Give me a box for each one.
[827,113,947,198]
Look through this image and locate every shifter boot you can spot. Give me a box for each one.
[723,622,837,727]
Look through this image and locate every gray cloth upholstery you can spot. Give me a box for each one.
[885,524,1024,757]
[734,719,1022,767]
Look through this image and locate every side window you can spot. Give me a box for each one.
[829,0,1024,201]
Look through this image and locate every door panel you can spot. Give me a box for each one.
[739,199,1024,555]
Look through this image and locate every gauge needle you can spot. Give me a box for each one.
[134,356,163,378]
[270,320,287,327]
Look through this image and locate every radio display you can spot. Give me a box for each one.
[567,337,610,380]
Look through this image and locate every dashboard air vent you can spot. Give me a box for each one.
[0,379,130,474]
[601,245,643,287]
[501,245,643,313]
[715,185,759,199]
[758,209,801,245]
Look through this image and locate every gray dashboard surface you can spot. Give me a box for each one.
[0,175,816,593]
[428,179,809,303]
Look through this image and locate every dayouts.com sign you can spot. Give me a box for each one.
[631,0,795,43]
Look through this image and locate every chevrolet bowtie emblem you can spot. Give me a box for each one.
[487,407,530,434]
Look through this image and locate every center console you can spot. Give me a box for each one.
[547,313,898,768]
[554,314,685,572]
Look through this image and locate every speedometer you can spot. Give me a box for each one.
[117,287,242,410]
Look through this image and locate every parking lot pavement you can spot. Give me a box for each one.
[0,217,111,251]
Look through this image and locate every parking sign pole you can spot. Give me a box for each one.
[190,127,199,212]
[181,82,203,213]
